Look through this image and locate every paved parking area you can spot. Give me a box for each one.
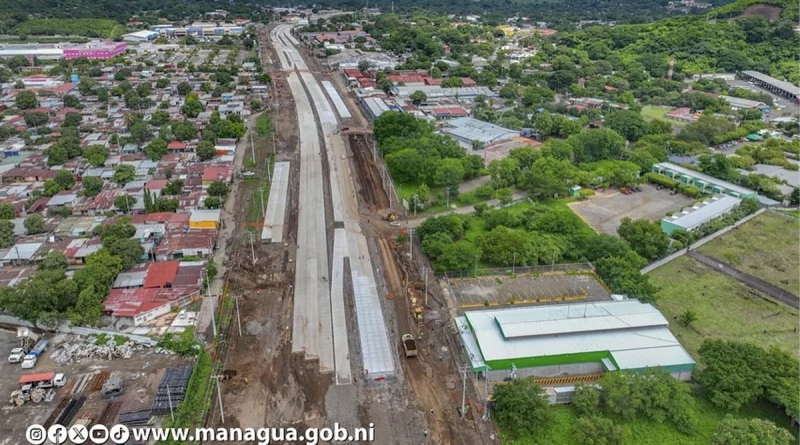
[448,273,611,308]
[569,183,693,235]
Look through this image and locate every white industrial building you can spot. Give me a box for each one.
[660,195,742,234]
[457,299,696,382]
[123,30,159,42]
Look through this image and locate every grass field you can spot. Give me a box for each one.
[649,255,799,361]
[508,396,796,445]
[641,106,686,127]
[697,211,800,295]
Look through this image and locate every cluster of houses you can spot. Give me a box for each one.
[0,26,264,333]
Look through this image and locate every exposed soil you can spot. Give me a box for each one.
[349,133,391,212]
[739,4,782,21]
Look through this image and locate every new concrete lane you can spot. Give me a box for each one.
[261,161,290,243]
[281,25,396,378]
[273,27,333,373]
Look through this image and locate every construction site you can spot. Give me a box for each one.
[194,22,498,445]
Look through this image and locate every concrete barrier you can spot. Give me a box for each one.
[0,314,157,346]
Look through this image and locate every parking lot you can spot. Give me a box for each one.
[447,272,611,308]
[569,183,693,235]
[0,329,188,445]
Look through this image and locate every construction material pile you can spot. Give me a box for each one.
[48,335,173,365]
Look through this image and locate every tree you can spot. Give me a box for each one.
[791,188,800,206]
[112,164,135,184]
[182,95,203,118]
[177,81,192,96]
[150,110,170,127]
[63,94,80,108]
[711,416,793,445]
[162,179,184,196]
[594,252,657,301]
[129,121,152,145]
[605,110,649,142]
[15,90,38,109]
[54,170,75,190]
[156,77,170,89]
[409,90,427,105]
[436,240,481,272]
[144,138,168,161]
[62,111,82,128]
[617,217,669,261]
[385,149,424,183]
[38,251,68,271]
[85,145,109,167]
[421,232,453,260]
[415,183,431,203]
[574,416,623,445]
[0,203,16,219]
[492,379,553,439]
[0,220,14,248]
[24,214,45,234]
[207,180,228,197]
[488,154,522,188]
[357,59,372,73]
[105,238,144,270]
[24,111,49,128]
[82,176,103,197]
[196,140,216,161]
[493,187,514,204]
[679,309,697,327]
[572,383,602,415]
[433,158,465,189]
[568,128,626,163]
[204,196,221,209]
[377,78,394,93]
[521,157,581,199]
[548,70,577,91]
[172,121,198,141]
[697,340,799,415]
[475,226,532,266]
[114,195,137,213]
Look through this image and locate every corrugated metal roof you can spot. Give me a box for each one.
[461,300,695,370]
[143,260,179,288]
[655,162,756,195]
[742,71,800,96]
[664,195,741,230]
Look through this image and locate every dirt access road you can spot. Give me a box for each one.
[204,22,495,445]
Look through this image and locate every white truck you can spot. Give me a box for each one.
[8,348,25,363]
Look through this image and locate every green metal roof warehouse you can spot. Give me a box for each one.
[457,300,695,381]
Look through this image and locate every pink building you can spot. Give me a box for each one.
[63,41,127,60]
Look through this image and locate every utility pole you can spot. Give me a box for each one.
[460,365,469,419]
[166,384,174,422]
[259,186,266,217]
[205,269,217,338]
[423,267,428,306]
[551,249,556,272]
[474,254,479,277]
[249,124,256,165]
[234,295,242,337]
[408,227,413,261]
[248,232,256,265]
[213,375,225,424]
[512,252,516,276]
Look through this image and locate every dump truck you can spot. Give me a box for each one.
[401,334,418,358]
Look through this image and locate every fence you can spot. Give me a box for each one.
[0,314,158,346]
[443,262,594,279]
[640,208,766,274]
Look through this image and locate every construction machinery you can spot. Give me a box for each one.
[10,372,66,406]
[378,209,398,222]
[16,327,39,351]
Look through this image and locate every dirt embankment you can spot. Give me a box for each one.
[739,4,782,21]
